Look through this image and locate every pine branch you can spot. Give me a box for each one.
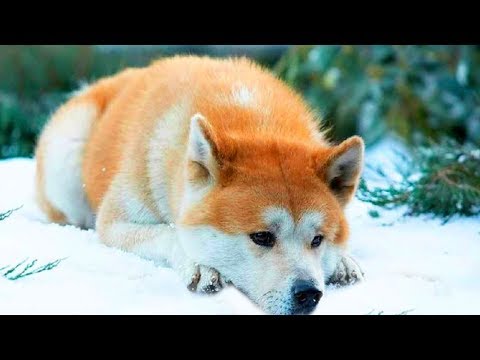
[1,209,64,280]
[358,139,480,222]
[2,258,65,281]
[2,258,29,277]
[0,206,22,221]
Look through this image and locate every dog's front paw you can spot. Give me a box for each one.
[327,255,364,286]
[181,262,227,294]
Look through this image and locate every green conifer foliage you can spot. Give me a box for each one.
[0,45,168,159]
[358,140,480,221]
[1,208,63,280]
[275,45,480,146]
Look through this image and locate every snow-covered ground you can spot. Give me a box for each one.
[1,142,479,314]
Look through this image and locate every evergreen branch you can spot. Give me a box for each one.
[11,259,38,279]
[2,258,65,281]
[0,206,22,221]
[2,258,28,277]
[358,139,480,221]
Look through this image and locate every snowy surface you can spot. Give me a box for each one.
[1,141,479,315]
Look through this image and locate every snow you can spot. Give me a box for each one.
[1,142,479,315]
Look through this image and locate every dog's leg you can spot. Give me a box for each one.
[96,186,226,294]
[326,254,365,286]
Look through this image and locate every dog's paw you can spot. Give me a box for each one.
[182,263,227,294]
[327,255,365,286]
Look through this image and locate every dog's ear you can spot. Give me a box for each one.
[317,136,364,206]
[187,113,220,183]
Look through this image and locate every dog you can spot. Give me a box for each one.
[35,55,365,315]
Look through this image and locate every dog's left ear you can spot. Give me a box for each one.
[187,113,221,184]
[317,136,365,206]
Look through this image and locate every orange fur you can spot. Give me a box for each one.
[35,55,363,246]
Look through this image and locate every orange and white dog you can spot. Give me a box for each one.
[35,56,364,315]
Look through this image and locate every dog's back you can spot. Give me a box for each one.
[35,56,322,229]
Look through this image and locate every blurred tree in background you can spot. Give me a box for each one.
[2,45,480,159]
[0,45,166,158]
[275,45,480,146]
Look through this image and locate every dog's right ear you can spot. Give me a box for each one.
[187,113,220,183]
[316,136,365,206]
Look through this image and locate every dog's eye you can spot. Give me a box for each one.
[311,234,324,248]
[250,232,275,247]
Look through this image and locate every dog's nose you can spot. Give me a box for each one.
[292,280,322,314]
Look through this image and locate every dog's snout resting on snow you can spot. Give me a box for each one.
[34,56,365,314]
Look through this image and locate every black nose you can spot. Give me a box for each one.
[292,280,322,314]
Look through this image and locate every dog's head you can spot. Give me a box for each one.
[177,114,364,315]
